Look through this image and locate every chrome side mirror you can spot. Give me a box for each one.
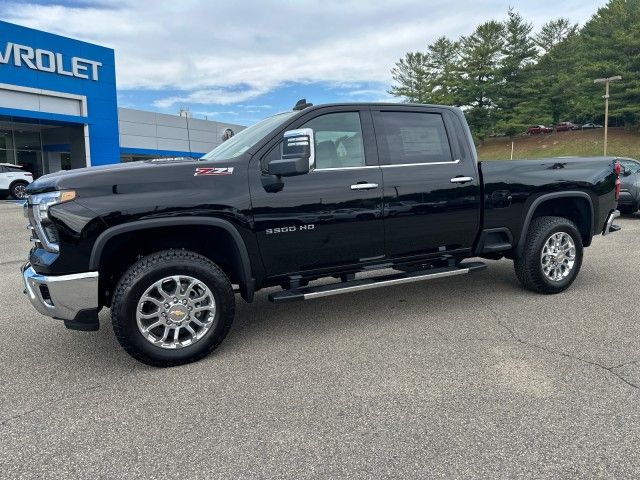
[266,128,315,177]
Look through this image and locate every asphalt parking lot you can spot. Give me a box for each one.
[0,201,638,479]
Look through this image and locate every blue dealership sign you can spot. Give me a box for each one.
[0,20,119,166]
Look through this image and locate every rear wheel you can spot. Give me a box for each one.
[10,181,28,200]
[514,216,583,294]
[112,249,235,367]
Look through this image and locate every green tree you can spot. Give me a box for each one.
[497,8,538,136]
[457,20,505,141]
[389,51,429,102]
[534,18,578,53]
[572,0,640,126]
[389,37,460,105]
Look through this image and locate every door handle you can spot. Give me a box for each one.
[350,183,379,190]
[450,176,474,184]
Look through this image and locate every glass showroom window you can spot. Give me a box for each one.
[13,129,43,177]
[0,129,15,164]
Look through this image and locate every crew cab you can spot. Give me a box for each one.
[22,102,622,366]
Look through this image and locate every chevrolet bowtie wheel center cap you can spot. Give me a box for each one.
[136,275,217,349]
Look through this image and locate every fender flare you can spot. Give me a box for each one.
[89,217,255,302]
[516,191,594,256]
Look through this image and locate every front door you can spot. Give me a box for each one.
[371,107,481,259]
[249,109,385,277]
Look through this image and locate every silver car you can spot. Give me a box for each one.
[619,158,640,215]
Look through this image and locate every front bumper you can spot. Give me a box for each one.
[22,263,100,325]
[603,210,621,236]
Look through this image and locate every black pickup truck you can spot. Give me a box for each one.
[22,102,622,366]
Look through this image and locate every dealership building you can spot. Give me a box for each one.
[0,20,244,177]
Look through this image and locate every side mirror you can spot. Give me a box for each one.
[622,168,632,177]
[267,128,314,177]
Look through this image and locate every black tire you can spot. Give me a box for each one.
[112,249,235,367]
[514,216,583,294]
[10,181,28,200]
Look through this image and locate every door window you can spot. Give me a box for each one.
[303,112,365,169]
[261,111,367,171]
[375,112,453,165]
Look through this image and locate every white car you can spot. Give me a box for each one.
[0,163,33,199]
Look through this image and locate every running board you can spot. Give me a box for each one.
[269,261,487,303]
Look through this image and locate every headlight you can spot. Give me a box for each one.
[28,190,76,253]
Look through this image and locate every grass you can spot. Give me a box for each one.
[476,127,640,161]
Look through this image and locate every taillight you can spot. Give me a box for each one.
[25,173,33,177]
[615,162,621,201]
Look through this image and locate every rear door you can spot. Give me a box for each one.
[372,107,481,259]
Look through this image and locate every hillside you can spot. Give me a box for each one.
[477,128,640,161]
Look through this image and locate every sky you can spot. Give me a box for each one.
[0,0,609,126]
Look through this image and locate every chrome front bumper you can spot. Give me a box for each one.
[22,264,99,321]
[603,209,621,236]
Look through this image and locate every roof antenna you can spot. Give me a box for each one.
[293,98,313,111]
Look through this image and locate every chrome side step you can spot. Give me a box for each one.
[269,261,487,303]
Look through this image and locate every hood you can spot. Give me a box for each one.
[26,157,201,195]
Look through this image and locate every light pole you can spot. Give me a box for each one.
[593,76,622,156]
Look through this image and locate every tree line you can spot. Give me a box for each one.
[389,0,640,141]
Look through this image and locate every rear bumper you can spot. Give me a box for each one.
[603,210,621,236]
[22,263,100,325]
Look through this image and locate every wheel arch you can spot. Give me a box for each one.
[90,217,255,303]
[516,192,594,256]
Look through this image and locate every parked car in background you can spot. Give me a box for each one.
[618,158,640,215]
[581,123,604,129]
[0,163,32,199]
[556,122,579,132]
[527,125,553,135]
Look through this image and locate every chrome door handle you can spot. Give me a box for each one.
[450,176,474,184]
[350,183,379,190]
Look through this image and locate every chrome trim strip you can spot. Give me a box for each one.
[380,159,461,168]
[313,165,380,172]
[603,209,621,236]
[303,268,470,300]
[22,264,99,321]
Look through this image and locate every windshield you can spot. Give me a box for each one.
[201,112,297,161]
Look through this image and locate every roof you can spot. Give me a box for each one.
[298,102,461,112]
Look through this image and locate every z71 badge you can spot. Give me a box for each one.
[194,167,234,176]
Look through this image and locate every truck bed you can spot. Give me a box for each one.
[478,156,619,251]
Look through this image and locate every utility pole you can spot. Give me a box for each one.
[593,76,622,156]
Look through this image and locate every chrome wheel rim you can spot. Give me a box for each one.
[13,184,27,199]
[136,275,217,349]
[541,232,576,282]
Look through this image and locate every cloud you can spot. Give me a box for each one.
[1,0,607,106]
[153,86,270,108]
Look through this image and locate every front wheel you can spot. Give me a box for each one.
[514,216,583,294]
[111,249,235,367]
